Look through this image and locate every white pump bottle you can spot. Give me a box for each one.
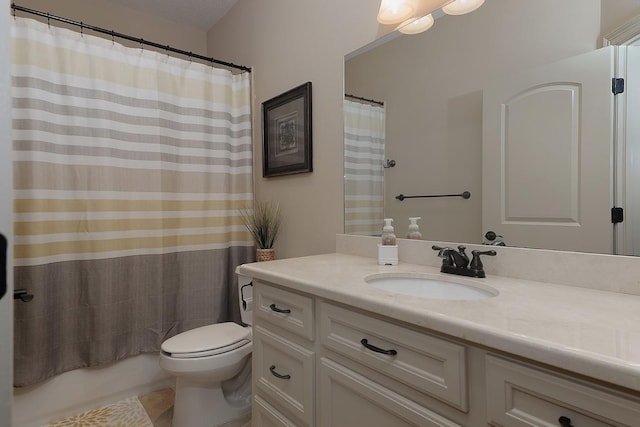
[381,218,397,245]
[406,217,422,239]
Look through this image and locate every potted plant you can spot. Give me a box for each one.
[240,201,282,261]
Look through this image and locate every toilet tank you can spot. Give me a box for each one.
[237,274,253,326]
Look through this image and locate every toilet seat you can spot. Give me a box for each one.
[162,322,251,359]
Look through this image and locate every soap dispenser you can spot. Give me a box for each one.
[406,217,422,239]
[381,218,397,245]
[378,218,398,265]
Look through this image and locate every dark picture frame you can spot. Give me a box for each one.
[262,82,312,177]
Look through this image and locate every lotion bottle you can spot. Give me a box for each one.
[381,218,397,245]
[406,217,422,239]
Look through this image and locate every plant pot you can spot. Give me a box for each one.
[256,248,275,262]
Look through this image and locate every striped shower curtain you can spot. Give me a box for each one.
[11,17,254,387]
[344,99,385,235]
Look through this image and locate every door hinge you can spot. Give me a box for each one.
[612,78,625,95]
[612,207,624,224]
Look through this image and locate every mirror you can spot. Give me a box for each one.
[344,0,640,255]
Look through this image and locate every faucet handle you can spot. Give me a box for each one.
[470,250,497,278]
[432,245,454,266]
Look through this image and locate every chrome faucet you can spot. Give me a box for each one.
[432,245,496,278]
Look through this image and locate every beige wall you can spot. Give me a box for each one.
[19,0,639,259]
[208,0,640,257]
[14,0,207,54]
[206,0,387,258]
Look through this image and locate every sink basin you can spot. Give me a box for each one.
[365,274,498,300]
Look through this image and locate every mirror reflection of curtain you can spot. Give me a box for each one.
[344,99,385,235]
[11,17,254,386]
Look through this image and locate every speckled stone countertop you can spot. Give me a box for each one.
[237,253,640,393]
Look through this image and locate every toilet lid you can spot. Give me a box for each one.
[161,322,251,358]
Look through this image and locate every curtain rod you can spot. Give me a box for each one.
[11,3,252,73]
[345,93,384,106]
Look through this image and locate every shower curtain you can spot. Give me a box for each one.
[344,99,385,235]
[11,17,254,387]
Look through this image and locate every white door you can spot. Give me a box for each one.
[0,0,13,424]
[483,47,615,253]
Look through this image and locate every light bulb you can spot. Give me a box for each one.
[377,0,415,25]
[398,14,435,35]
[442,0,485,15]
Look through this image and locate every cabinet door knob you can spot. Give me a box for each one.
[269,303,291,314]
[558,416,574,427]
[269,365,291,380]
[360,338,397,356]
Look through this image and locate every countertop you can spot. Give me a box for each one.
[237,253,640,393]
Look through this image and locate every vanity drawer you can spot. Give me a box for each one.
[319,301,467,411]
[253,325,315,426]
[486,355,640,427]
[255,281,314,340]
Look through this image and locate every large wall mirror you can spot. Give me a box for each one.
[344,0,640,255]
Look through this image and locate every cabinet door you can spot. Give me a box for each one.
[253,396,299,427]
[319,357,461,427]
[254,325,314,425]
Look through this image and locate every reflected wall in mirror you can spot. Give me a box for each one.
[344,0,640,255]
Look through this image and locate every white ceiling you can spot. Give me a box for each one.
[109,0,239,31]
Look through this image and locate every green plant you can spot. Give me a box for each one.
[239,201,282,249]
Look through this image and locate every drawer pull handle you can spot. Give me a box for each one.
[269,304,291,314]
[558,416,574,427]
[269,365,291,380]
[360,338,397,356]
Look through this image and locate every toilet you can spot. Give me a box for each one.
[159,275,253,427]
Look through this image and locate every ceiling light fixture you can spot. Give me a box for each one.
[398,14,435,35]
[442,0,485,15]
[377,0,485,35]
[377,0,416,25]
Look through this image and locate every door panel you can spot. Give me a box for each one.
[483,47,615,253]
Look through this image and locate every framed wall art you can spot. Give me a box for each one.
[262,82,312,177]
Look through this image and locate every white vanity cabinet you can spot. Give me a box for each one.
[250,279,640,427]
[252,280,468,427]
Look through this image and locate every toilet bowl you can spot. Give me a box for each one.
[159,275,254,427]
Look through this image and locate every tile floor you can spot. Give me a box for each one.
[47,387,251,427]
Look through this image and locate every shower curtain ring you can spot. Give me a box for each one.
[140,38,144,51]
[80,22,84,37]
[46,12,50,28]
[111,30,115,45]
